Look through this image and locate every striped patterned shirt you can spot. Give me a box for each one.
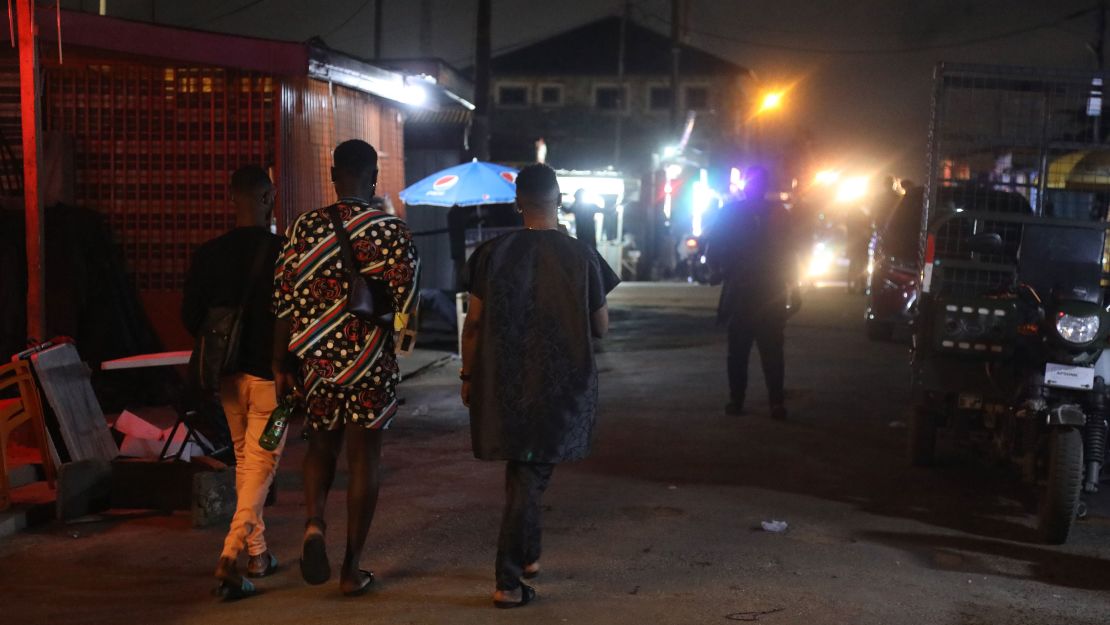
[273,199,419,387]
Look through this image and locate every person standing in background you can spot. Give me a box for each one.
[563,188,599,250]
[708,166,801,420]
[182,165,284,600]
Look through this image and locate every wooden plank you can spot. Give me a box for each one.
[100,350,191,371]
[30,344,118,463]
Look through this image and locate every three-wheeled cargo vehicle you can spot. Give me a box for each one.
[911,63,1110,543]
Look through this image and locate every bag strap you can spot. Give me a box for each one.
[238,235,272,313]
[326,204,360,286]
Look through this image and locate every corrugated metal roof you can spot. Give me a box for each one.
[404,108,472,125]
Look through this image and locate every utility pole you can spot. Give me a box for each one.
[669,0,682,133]
[472,0,492,161]
[17,0,45,340]
[1092,0,1106,141]
[419,0,433,56]
[1097,0,1107,70]
[614,0,629,167]
[373,0,384,59]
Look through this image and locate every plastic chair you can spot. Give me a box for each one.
[0,360,58,511]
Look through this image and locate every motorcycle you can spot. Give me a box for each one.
[677,234,711,284]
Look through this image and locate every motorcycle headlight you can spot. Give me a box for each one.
[1056,313,1101,344]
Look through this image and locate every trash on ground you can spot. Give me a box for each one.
[110,408,210,461]
[760,520,789,533]
[726,607,786,621]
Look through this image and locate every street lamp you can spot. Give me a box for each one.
[758,90,785,114]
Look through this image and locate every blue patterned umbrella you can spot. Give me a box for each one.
[399,160,519,207]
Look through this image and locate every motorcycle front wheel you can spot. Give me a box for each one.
[1039,427,1083,545]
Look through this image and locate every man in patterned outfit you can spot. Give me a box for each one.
[272,140,419,597]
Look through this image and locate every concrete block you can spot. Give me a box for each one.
[0,509,25,537]
[110,459,194,511]
[56,459,112,521]
[111,458,232,518]
[192,469,235,528]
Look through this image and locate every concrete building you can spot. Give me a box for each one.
[486,16,752,174]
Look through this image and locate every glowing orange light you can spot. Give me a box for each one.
[759,91,784,113]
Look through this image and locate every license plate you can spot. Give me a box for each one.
[835,258,851,267]
[1045,363,1095,390]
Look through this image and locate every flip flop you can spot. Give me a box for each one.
[215,578,257,601]
[341,569,375,597]
[299,518,331,585]
[494,584,536,609]
[214,569,257,601]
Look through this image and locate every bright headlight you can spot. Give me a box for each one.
[1056,313,1100,344]
[807,243,834,278]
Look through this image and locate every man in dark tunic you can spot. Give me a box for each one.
[460,164,619,608]
[708,166,801,420]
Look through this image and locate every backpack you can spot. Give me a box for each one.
[188,242,270,393]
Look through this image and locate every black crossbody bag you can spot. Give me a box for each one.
[326,205,395,329]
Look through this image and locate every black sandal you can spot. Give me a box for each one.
[299,517,331,585]
[494,584,536,609]
[341,569,375,597]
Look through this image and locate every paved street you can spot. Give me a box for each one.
[4,284,1110,625]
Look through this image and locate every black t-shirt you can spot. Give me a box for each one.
[709,199,798,309]
[182,227,282,380]
[465,229,620,463]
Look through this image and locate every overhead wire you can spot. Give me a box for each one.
[191,0,269,28]
[325,0,373,38]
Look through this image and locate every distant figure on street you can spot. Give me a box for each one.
[182,164,283,599]
[272,140,420,597]
[563,188,599,250]
[708,166,801,420]
[460,164,619,608]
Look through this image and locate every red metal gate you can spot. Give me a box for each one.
[41,60,277,292]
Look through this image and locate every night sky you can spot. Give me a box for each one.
[82,0,1107,178]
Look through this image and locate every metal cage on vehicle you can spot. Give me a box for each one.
[917,63,1110,370]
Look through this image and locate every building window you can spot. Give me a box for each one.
[685,86,710,111]
[594,85,627,111]
[497,84,530,107]
[649,86,673,111]
[538,84,564,106]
